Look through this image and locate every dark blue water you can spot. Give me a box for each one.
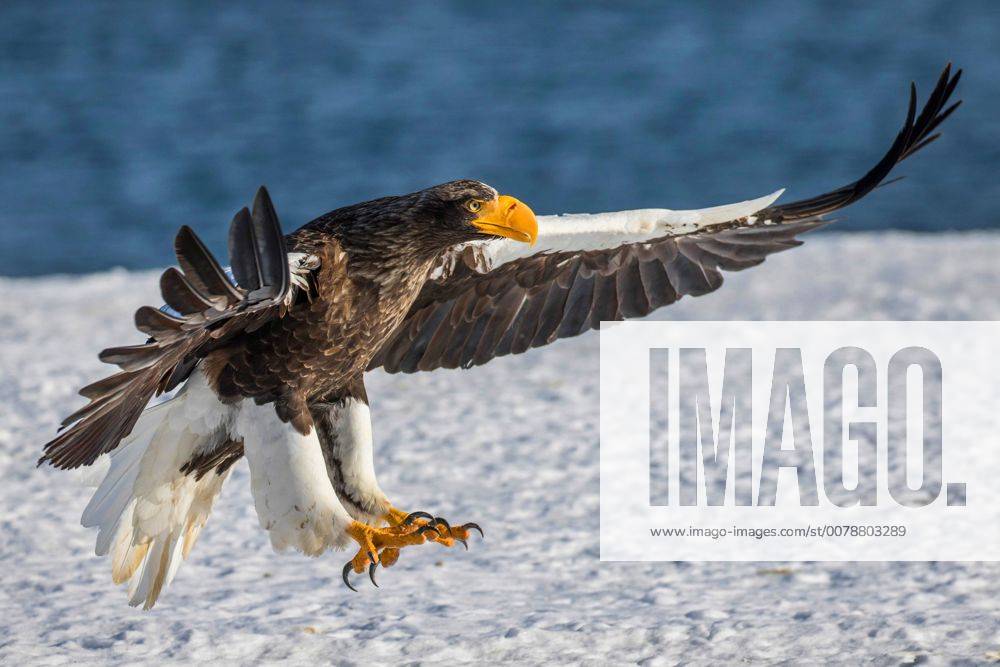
[1,1,997,276]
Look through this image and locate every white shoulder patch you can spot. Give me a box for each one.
[285,252,321,305]
[434,190,785,278]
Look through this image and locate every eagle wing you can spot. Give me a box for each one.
[40,186,317,469]
[370,65,961,374]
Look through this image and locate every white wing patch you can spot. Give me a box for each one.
[234,401,354,556]
[431,189,785,280]
[284,252,321,306]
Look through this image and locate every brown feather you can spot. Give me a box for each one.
[160,268,216,316]
[174,225,244,306]
[371,66,962,374]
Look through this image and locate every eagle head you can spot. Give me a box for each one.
[417,180,537,247]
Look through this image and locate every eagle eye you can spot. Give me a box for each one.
[465,199,483,213]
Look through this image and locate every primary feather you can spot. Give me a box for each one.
[370,65,962,374]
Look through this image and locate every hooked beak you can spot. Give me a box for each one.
[471,195,538,245]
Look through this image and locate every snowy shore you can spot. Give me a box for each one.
[2,232,998,665]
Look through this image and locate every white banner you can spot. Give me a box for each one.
[599,321,1000,561]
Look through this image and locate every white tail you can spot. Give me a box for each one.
[81,370,235,609]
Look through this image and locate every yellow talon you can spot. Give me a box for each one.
[342,509,485,590]
[341,520,439,591]
[381,506,484,549]
[346,520,431,569]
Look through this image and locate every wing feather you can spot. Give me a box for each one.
[370,65,961,374]
[41,186,309,470]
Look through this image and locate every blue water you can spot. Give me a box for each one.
[1,1,997,276]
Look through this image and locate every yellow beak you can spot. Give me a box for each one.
[471,195,538,245]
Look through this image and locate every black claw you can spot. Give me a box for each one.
[368,550,378,566]
[402,511,434,526]
[457,538,469,551]
[462,522,484,538]
[368,561,379,587]
[342,562,358,592]
[417,524,442,538]
[431,517,451,533]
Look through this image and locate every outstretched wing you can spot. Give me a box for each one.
[371,65,961,374]
[40,186,317,469]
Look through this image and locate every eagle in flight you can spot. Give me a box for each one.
[41,66,960,608]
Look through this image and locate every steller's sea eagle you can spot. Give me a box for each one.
[40,65,960,607]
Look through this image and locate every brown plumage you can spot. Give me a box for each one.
[39,65,962,609]
[42,66,961,471]
[370,64,962,374]
[40,180,508,469]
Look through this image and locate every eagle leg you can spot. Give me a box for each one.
[383,506,485,550]
[341,520,441,591]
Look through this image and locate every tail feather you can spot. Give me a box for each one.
[110,515,147,583]
[83,402,170,530]
[83,370,235,609]
[128,531,176,608]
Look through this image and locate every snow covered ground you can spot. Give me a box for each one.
[2,232,999,665]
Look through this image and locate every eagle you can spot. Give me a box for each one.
[40,66,960,608]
